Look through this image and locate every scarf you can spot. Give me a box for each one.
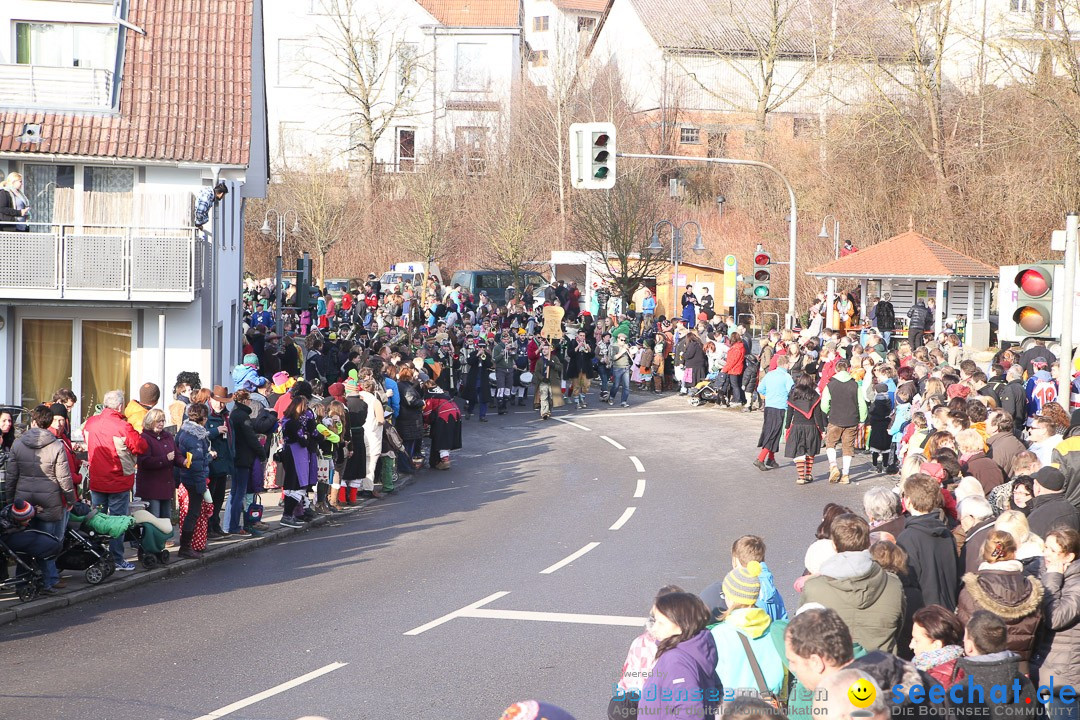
[914,644,964,672]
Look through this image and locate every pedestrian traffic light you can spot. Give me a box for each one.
[1011,264,1053,337]
[569,122,616,190]
[752,250,772,299]
[295,256,319,312]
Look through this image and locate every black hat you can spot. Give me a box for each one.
[49,402,69,420]
[291,380,314,400]
[1036,466,1067,492]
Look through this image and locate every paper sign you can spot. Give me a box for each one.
[542,305,565,340]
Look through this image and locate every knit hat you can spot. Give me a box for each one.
[328,382,346,403]
[272,371,291,387]
[10,499,35,521]
[920,462,947,483]
[50,402,69,420]
[804,538,837,575]
[243,353,259,368]
[1036,466,1067,492]
[499,701,576,720]
[139,382,161,405]
[946,384,971,399]
[723,560,762,606]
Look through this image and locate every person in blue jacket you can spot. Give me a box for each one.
[637,592,721,719]
[700,535,789,622]
[174,403,213,560]
[710,561,789,697]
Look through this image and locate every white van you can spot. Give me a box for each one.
[380,262,444,293]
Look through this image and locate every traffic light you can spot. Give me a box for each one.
[295,255,320,312]
[1011,265,1053,337]
[569,122,616,190]
[752,249,772,300]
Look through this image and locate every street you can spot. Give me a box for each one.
[0,393,889,720]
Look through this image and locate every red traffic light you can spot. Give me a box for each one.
[754,253,771,266]
[1014,305,1050,334]
[593,133,609,146]
[1014,268,1050,298]
[754,270,770,281]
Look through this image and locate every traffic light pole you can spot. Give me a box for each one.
[1060,212,1078,405]
[618,153,799,328]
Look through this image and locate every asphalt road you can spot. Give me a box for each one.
[0,390,893,720]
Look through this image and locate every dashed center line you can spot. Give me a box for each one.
[609,507,637,531]
[634,479,646,498]
[600,435,626,450]
[553,418,592,431]
[191,662,349,720]
[629,456,645,472]
[540,542,601,574]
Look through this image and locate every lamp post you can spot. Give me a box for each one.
[818,215,840,260]
[716,195,726,219]
[648,220,705,319]
[261,209,301,337]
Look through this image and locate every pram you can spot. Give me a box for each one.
[56,504,117,585]
[687,374,730,407]
[0,532,47,602]
[126,509,174,569]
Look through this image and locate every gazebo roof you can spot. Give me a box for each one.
[807,230,998,280]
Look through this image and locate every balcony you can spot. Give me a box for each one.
[0,64,114,111]
[0,227,207,303]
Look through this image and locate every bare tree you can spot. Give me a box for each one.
[569,166,669,305]
[311,0,428,195]
[390,158,461,266]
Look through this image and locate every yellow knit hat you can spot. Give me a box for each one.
[723,560,762,606]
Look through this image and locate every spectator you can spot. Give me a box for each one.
[608,584,683,720]
[5,404,76,592]
[700,535,787,622]
[168,371,202,429]
[710,561,788,697]
[868,540,920,659]
[1031,527,1080,711]
[174,403,212,559]
[205,386,236,538]
[958,495,997,575]
[956,530,1042,666]
[864,487,905,538]
[910,604,965,687]
[985,411,1027,474]
[227,390,268,536]
[957,428,1005,496]
[950,611,1040,716]
[636,592,721,720]
[801,514,904,653]
[999,365,1028,433]
[897,473,959,609]
[815,669,889,720]
[784,608,856,719]
[135,409,177,521]
[123,382,160,434]
[1055,411,1080,508]
[1027,466,1080,538]
[84,389,148,570]
[1028,416,1063,467]
[994,510,1044,576]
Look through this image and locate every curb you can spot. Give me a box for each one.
[0,474,414,627]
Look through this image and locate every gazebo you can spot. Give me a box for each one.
[806,230,999,348]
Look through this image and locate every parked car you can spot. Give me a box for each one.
[380,262,444,293]
[449,270,548,306]
[323,278,354,301]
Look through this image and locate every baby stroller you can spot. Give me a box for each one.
[687,374,730,407]
[0,532,47,602]
[125,509,174,569]
[58,502,133,584]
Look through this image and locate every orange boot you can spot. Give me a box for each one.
[347,487,359,505]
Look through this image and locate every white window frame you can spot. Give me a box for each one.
[679,126,701,144]
[454,43,490,92]
[396,127,417,172]
[532,16,550,32]
[14,21,118,69]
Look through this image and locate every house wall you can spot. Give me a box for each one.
[522,0,601,89]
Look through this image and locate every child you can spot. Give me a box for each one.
[741,351,761,412]
[867,382,893,473]
[710,535,788,622]
[638,343,654,391]
[887,384,915,474]
[901,411,929,464]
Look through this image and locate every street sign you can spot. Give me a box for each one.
[723,254,737,308]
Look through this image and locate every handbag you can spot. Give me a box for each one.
[316,456,332,484]
[736,633,782,710]
[245,494,264,525]
[383,422,406,455]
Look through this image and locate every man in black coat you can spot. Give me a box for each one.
[873,293,896,347]
[1029,466,1080,535]
[906,299,931,350]
[897,473,959,610]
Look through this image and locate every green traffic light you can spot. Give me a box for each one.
[594,167,609,179]
[753,285,769,298]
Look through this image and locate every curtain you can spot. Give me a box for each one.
[21,319,73,409]
[80,320,131,423]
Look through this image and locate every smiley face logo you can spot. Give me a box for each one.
[847,678,876,708]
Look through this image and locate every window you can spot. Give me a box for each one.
[532,16,550,32]
[578,16,597,32]
[84,166,134,193]
[398,42,419,91]
[22,164,75,226]
[277,39,308,87]
[397,128,416,172]
[454,43,490,91]
[279,121,306,159]
[530,50,549,67]
[706,132,727,158]
[1010,0,1030,11]
[80,320,132,424]
[793,117,817,138]
[679,127,700,144]
[21,319,73,412]
[308,0,331,13]
[15,22,117,69]
[456,126,487,175]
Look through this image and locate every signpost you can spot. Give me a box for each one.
[723,254,738,312]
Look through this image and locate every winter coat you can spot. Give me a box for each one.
[907,301,932,330]
[637,630,721,719]
[964,451,1006,496]
[231,363,263,392]
[1032,560,1080,687]
[987,431,1027,475]
[396,381,425,442]
[231,403,267,470]
[1055,431,1080,510]
[800,550,905,653]
[5,428,76,522]
[206,408,235,477]
[960,518,997,576]
[682,338,707,383]
[84,407,149,494]
[957,562,1043,661]
[999,379,1029,430]
[897,513,960,610]
[135,429,177,501]
[848,650,944,719]
[460,351,493,404]
[123,400,152,434]
[950,652,1040,717]
[1027,493,1080,538]
[710,608,787,694]
[342,395,369,481]
[723,340,746,375]
[174,420,212,494]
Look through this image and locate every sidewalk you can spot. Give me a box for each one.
[0,476,412,627]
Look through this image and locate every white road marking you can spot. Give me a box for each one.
[600,435,626,450]
[463,608,646,627]
[609,507,637,531]
[404,591,510,636]
[634,478,646,498]
[191,662,348,720]
[580,409,715,418]
[629,456,645,472]
[487,444,543,455]
[540,542,601,574]
[554,417,591,431]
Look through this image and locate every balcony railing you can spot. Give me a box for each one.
[0,226,207,302]
[0,64,114,111]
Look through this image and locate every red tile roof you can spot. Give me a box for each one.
[415,0,520,26]
[807,230,998,279]
[554,0,610,11]
[0,0,253,166]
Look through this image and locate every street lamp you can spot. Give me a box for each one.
[716,195,726,219]
[649,219,705,318]
[818,214,840,260]
[262,208,302,337]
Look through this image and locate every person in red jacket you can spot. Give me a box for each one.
[723,332,747,407]
[84,389,148,570]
